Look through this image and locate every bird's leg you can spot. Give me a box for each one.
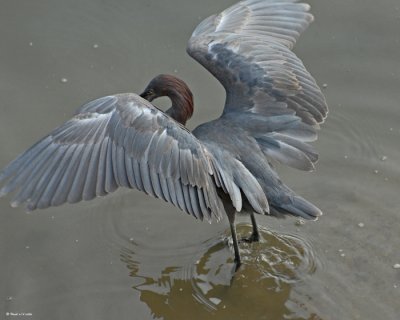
[227,210,241,271]
[229,219,241,271]
[241,212,260,243]
[249,211,261,242]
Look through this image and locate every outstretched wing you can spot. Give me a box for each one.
[188,0,327,126]
[187,0,328,171]
[0,94,224,221]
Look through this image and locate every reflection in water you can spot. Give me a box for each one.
[120,224,322,320]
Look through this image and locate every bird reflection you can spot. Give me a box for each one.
[120,224,322,320]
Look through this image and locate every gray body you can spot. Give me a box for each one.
[0,0,328,268]
[193,112,321,220]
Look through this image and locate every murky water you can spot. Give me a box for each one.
[1,0,399,319]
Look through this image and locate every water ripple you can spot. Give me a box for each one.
[188,224,318,311]
[120,223,320,319]
[323,110,383,160]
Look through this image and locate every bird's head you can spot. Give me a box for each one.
[140,74,194,125]
[140,74,192,102]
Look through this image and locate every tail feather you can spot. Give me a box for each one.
[272,195,322,220]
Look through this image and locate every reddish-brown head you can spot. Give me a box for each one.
[140,74,194,125]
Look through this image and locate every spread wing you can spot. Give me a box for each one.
[188,0,327,126]
[187,0,328,170]
[0,94,224,221]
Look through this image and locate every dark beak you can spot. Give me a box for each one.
[140,90,156,102]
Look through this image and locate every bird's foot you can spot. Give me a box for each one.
[240,232,260,243]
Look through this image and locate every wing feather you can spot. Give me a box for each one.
[158,175,171,203]
[96,139,109,196]
[124,155,137,189]
[173,179,186,212]
[105,139,117,193]
[0,93,224,221]
[166,177,179,207]
[39,145,73,206]
[0,137,53,195]
[52,144,83,207]
[68,144,93,204]
[187,0,328,172]
[14,145,66,209]
[131,158,144,192]
[82,142,102,201]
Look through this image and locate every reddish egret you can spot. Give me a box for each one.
[0,0,328,270]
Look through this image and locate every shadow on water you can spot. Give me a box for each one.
[120,223,322,320]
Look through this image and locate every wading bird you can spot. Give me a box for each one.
[0,0,327,270]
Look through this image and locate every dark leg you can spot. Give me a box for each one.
[249,211,260,242]
[229,220,241,271]
[241,212,260,243]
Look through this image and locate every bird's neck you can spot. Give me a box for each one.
[166,92,193,126]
